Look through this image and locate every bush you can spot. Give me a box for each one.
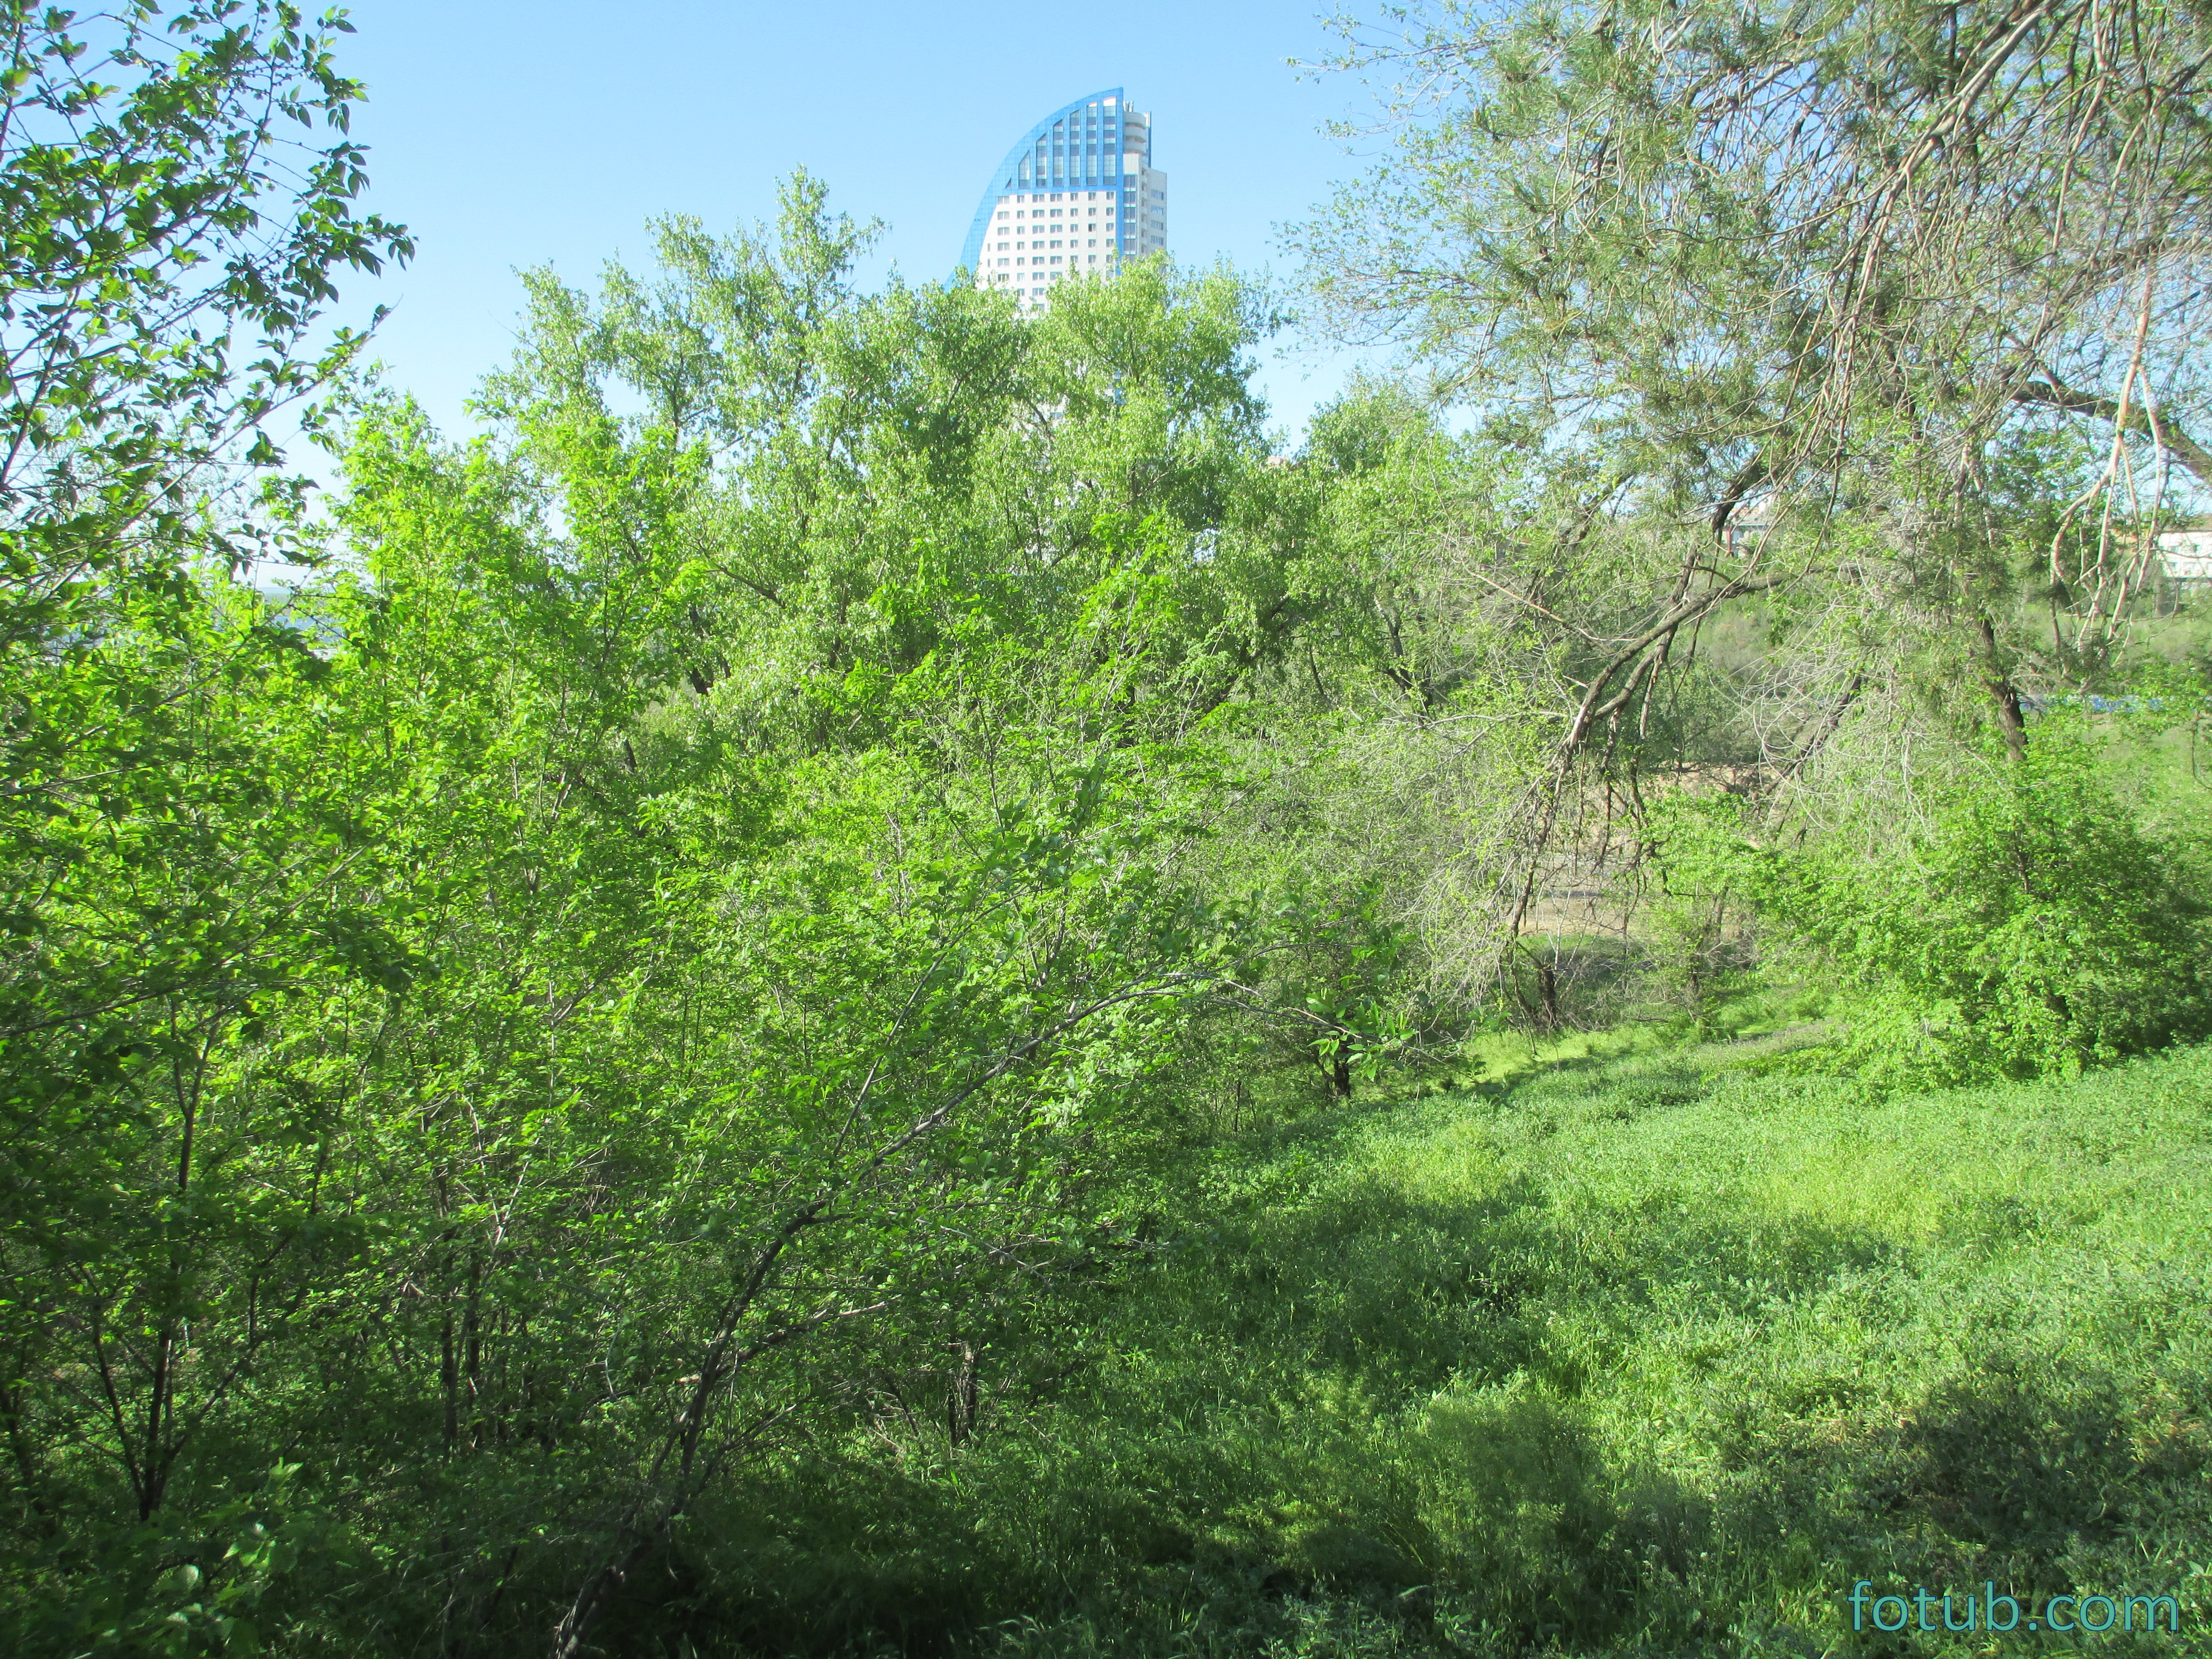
[1658,735,2212,1085]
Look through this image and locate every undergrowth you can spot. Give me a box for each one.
[651,1034,2212,1656]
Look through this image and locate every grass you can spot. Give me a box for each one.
[664,1034,2212,1656]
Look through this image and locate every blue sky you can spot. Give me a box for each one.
[328,0,1386,448]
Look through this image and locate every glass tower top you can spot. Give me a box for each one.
[959,89,1167,309]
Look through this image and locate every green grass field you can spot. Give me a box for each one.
[672,1034,2212,1656]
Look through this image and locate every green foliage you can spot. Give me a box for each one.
[1658,735,2212,1084]
[12,1463,353,1657]
[621,1037,2212,1657]
[0,143,1389,1651]
[0,0,414,1577]
[0,0,409,538]
[1237,878,1421,1100]
[11,9,2212,1653]
[1294,0,2212,517]
[1635,886,1743,1040]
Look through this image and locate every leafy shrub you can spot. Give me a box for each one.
[5,1464,350,1657]
[1657,736,2212,1084]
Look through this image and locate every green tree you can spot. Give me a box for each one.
[316,381,1267,1655]
[0,0,409,1561]
[1295,0,2212,755]
[0,173,1385,1654]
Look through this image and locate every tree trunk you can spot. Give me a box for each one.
[1975,614,2028,762]
[1315,1041,1353,1098]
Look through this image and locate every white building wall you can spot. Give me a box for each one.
[2159,529,2212,582]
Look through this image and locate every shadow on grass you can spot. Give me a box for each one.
[608,1136,2210,1657]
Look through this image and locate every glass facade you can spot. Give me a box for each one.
[959,89,1167,310]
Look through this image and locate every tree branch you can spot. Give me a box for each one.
[2013,380,2212,487]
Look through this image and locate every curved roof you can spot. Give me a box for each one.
[956,88,1146,279]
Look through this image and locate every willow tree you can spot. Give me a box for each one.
[1301,0,2212,691]
[1288,0,2212,1007]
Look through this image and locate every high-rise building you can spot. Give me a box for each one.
[960,88,1166,312]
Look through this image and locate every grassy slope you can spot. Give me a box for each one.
[688,1037,2212,1657]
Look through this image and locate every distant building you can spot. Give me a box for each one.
[1720,518,1771,556]
[2155,525,2212,584]
[1720,517,2212,588]
[959,89,1167,313]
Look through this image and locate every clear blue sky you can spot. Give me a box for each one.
[330,0,1382,447]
